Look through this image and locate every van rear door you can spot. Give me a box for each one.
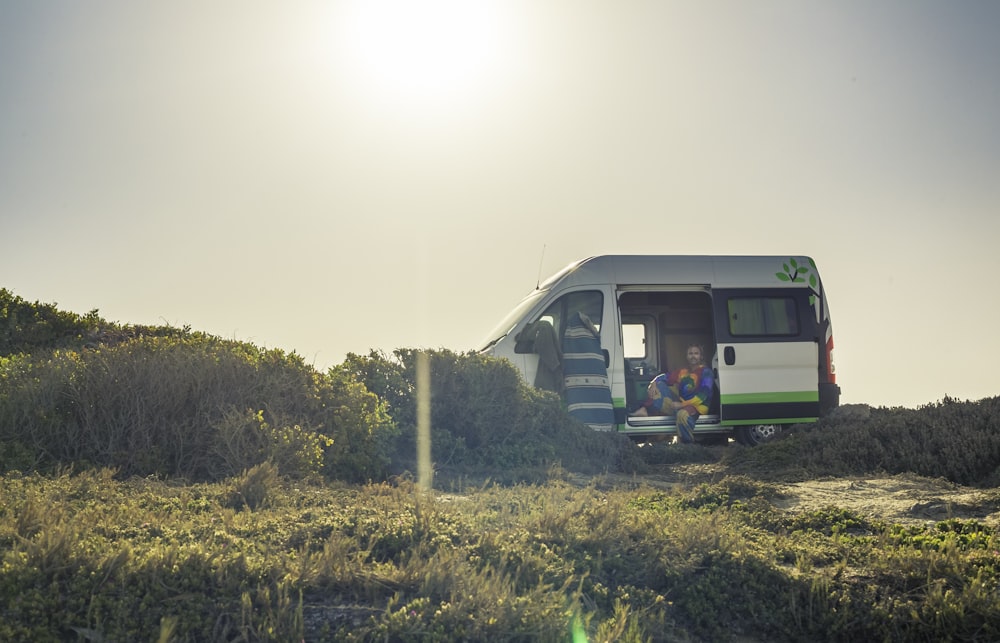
[712,288,821,424]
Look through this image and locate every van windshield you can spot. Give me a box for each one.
[476,289,546,351]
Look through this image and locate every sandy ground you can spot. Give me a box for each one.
[773,474,1000,526]
[595,464,1000,527]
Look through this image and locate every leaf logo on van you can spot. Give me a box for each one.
[776,257,819,305]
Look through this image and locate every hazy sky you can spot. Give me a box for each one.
[2,1,998,408]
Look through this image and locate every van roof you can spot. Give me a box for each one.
[541,255,819,290]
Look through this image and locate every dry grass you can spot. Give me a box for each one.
[1,453,999,641]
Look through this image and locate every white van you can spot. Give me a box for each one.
[478,255,839,445]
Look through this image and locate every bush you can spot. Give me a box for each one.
[0,288,194,356]
[0,335,394,483]
[338,348,643,479]
[225,460,280,510]
[724,396,1000,487]
[0,288,101,355]
[319,367,397,483]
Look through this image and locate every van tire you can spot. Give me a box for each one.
[735,424,781,446]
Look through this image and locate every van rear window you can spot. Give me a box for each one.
[727,297,799,337]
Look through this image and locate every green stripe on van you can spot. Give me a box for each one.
[720,391,819,405]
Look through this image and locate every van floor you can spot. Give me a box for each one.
[626,413,721,427]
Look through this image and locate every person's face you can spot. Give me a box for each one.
[686,346,703,367]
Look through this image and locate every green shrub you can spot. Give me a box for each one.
[338,348,643,479]
[226,460,280,510]
[0,335,394,482]
[1,288,197,357]
[319,368,396,483]
[0,288,101,355]
[724,396,1000,487]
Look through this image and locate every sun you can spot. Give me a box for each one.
[334,0,509,111]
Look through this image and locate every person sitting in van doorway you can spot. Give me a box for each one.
[632,343,714,443]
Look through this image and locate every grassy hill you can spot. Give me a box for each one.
[0,288,637,484]
[2,289,999,641]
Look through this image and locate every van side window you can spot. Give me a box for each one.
[514,290,604,354]
[541,290,604,337]
[727,297,799,336]
[622,323,647,360]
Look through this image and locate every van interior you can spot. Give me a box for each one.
[618,290,719,417]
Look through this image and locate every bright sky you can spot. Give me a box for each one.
[2,1,998,409]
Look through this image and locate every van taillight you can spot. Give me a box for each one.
[826,336,836,384]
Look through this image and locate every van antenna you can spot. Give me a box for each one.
[535,244,546,289]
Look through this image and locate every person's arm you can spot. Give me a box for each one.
[686,366,714,409]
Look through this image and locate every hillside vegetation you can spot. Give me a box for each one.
[0,288,636,484]
[2,289,999,641]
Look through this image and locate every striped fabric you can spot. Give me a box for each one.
[562,312,615,430]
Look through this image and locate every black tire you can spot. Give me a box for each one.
[734,424,781,446]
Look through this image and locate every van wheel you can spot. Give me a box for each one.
[735,424,781,446]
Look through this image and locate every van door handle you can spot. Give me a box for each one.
[603,349,610,368]
[724,346,736,365]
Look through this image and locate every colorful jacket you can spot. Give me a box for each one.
[644,365,714,416]
[665,366,714,414]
